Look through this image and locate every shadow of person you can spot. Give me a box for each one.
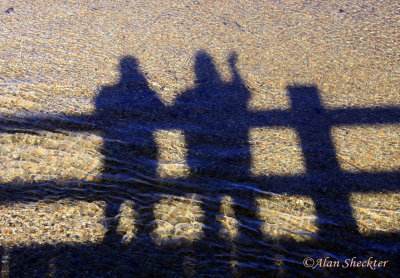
[93,56,166,244]
[172,52,263,264]
[173,51,251,180]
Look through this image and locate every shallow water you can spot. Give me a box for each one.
[0,54,399,277]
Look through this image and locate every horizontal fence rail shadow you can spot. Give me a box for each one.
[0,52,399,276]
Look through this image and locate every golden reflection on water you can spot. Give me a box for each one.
[0,200,106,246]
[0,193,398,247]
[116,200,139,244]
[154,129,190,179]
[350,193,400,235]
[249,127,306,176]
[218,195,239,241]
[150,194,204,245]
[0,132,103,182]
[256,195,317,242]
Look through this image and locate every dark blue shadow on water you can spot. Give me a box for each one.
[0,51,399,277]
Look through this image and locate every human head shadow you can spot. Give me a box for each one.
[95,56,162,120]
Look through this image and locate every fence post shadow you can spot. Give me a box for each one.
[285,85,360,238]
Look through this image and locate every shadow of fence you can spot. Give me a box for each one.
[0,51,399,277]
